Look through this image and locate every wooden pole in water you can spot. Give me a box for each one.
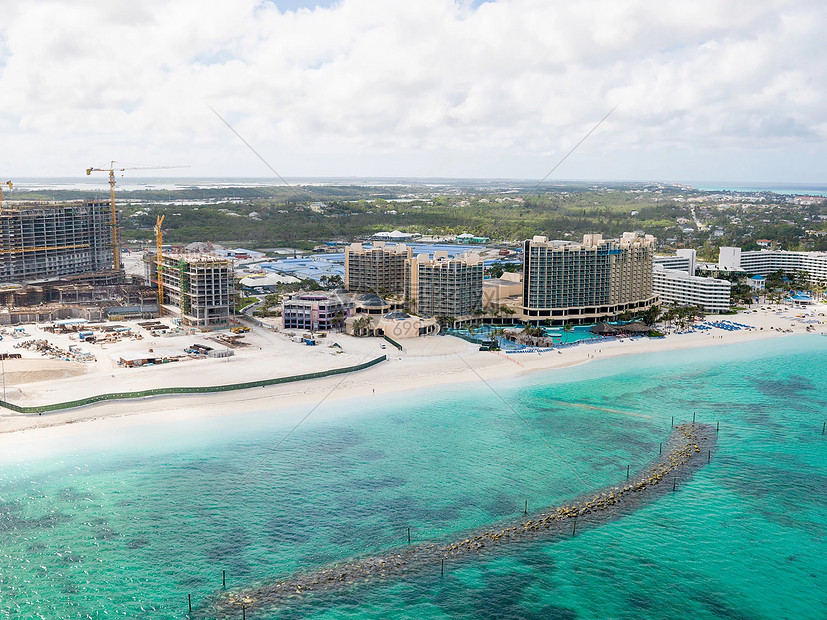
[243,603,246,620]
[572,517,577,536]
[671,416,674,427]
[717,421,720,433]
[441,558,444,577]
[626,464,630,479]
[188,594,192,613]
[708,450,711,462]
[693,411,696,423]
[823,421,825,435]
[223,570,226,588]
[659,443,662,455]
[672,478,676,491]
[524,500,527,515]
[407,527,411,544]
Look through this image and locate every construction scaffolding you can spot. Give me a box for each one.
[147,252,233,328]
[0,201,113,282]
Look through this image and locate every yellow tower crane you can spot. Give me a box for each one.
[86,162,186,271]
[0,181,12,209]
[154,214,165,317]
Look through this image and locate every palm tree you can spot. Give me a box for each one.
[352,315,372,337]
[331,310,346,332]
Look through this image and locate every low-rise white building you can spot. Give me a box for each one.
[747,275,766,291]
[282,292,354,332]
[652,264,731,313]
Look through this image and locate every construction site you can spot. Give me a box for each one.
[146,252,234,328]
[0,168,234,329]
[0,197,160,323]
[0,200,113,281]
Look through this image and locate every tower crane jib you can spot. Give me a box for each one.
[86,161,187,271]
[0,181,12,210]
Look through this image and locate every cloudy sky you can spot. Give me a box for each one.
[0,0,825,183]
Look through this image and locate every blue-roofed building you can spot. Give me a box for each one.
[747,275,766,291]
[213,247,266,260]
[258,255,345,282]
[788,292,813,307]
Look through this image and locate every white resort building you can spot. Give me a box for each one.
[654,249,697,275]
[652,264,732,313]
[718,247,827,282]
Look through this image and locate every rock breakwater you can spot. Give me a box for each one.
[207,422,716,617]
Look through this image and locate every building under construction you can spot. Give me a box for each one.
[148,253,233,328]
[0,201,113,282]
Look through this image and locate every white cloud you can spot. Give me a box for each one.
[0,0,825,182]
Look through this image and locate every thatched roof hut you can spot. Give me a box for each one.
[622,322,651,334]
[589,322,650,335]
[590,322,618,335]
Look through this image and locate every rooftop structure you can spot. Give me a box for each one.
[352,292,393,315]
[652,264,731,313]
[345,310,438,338]
[522,232,657,324]
[0,201,113,282]
[259,255,345,282]
[482,271,522,311]
[239,272,300,291]
[372,230,416,241]
[654,249,697,275]
[213,247,267,260]
[456,233,490,244]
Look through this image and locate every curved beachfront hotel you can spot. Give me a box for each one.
[522,232,658,325]
[718,247,827,282]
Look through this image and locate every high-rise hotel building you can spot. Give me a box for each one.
[409,252,483,317]
[345,242,413,296]
[522,232,657,324]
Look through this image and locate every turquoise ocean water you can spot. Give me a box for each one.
[1,336,825,619]
[690,183,827,196]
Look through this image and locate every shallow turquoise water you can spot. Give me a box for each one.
[1,335,825,619]
[450,323,598,348]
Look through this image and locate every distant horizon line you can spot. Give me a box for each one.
[7,176,827,187]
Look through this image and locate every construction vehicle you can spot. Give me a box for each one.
[86,162,186,271]
[154,214,165,317]
[0,180,11,209]
[231,326,250,334]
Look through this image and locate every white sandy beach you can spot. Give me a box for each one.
[1,304,824,444]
